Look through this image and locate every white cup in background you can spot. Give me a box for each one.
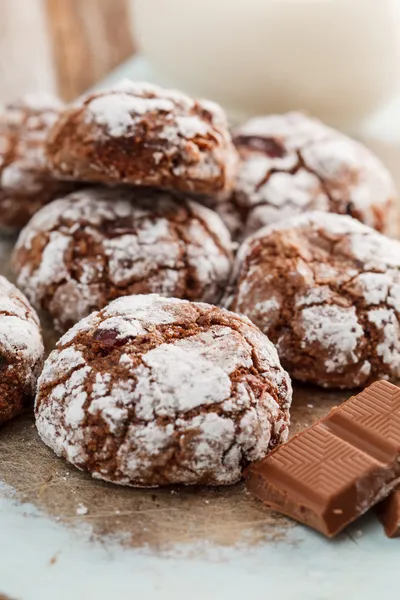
[132,0,400,131]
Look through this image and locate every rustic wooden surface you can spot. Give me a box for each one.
[0,0,135,103]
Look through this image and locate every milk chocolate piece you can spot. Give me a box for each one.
[245,381,400,538]
[378,489,400,538]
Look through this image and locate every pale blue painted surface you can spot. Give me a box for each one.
[0,491,397,600]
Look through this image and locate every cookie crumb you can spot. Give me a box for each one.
[76,503,88,516]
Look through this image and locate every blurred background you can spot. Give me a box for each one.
[0,0,135,102]
[1,0,400,142]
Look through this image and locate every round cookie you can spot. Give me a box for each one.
[35,294,292,486]
[13,187,233,332]
[46,80,238,196]
[228,211,400,389]
[227,112,397,239]
[0,275,44,425]
[0,93,76,230]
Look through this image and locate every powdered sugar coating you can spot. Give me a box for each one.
[35,294,292,487]
[46,80,238,197]
[229,211,400,389]
[300,304,363,373]
[0,275,44,424]
[227,112,397,239]
[13,187,233,333]
[0,93,75,230]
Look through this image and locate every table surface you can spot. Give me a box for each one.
[1,58,400,600]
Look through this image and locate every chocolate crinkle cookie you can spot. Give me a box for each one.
[0,275,44,425]
[12,187,233,332]
[224,112,398,239]
[0,93,76,231]
[228,211,400,389]
[46,80,238,197]
[35,294,292,487]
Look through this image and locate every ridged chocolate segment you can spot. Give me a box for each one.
[378,489,400,538]
[246,380,400,537]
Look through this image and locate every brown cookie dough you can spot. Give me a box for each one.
[13,187,233,332]
[35,294,292,486]
[228,212,400,389]
[0,275,44,425]
[226,112,398,239]
[46,80,238,197]
[0,93,76,231]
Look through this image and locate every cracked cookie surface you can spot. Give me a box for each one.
[228,211,400,389]
[35,294,292,486]
[13,187,233,333]
[0,93,76,230]
[46,80,238,197]
[0,275,44,424]
[224,112,397,239]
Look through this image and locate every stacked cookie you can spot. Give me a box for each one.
[1,79,399,489]
[10,81,240,331]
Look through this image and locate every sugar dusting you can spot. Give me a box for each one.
[368,309,400,373]
[300,304,363,371]
[0,276,44,385]
[87,94,175,137]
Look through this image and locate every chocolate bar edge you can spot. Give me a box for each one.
[245,381,400,538]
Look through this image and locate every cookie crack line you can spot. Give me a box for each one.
[186,203,232,260]
[295,149,336,206]
[253,155,304,194]
[53,312,275,394]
